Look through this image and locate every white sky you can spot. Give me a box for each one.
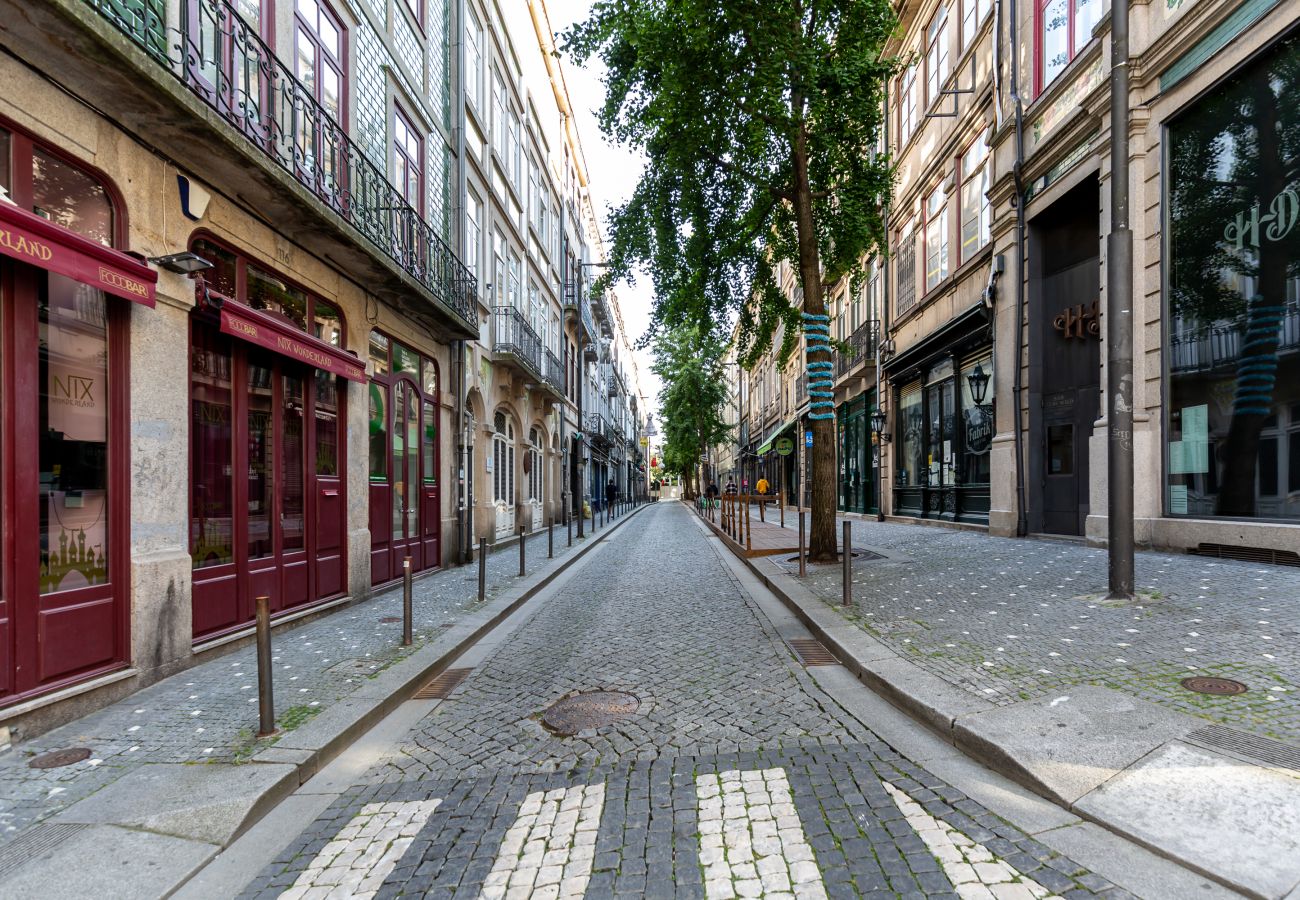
[546,0,662,427]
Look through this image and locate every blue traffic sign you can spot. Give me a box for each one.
[804,430,813,448]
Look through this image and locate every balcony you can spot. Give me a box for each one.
[12,0,476,336]
[585,413,612,449]
[836,320,881,379]
[493,306,564,398]
[563,279,596,341]
[1169,306,1300,373]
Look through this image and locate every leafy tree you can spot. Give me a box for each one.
[1168,34,1300,515]
[565,0,897,559]
[652,326,732,496]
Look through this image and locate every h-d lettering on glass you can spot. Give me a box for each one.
[1224,185,1300,251]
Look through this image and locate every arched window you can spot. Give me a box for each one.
[493,412,515,506]
[527,426,542,504]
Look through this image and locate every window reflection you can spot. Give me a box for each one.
[32,148,113,246]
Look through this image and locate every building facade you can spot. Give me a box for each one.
[0,0,642,737]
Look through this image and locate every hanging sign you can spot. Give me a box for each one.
[775,437,794,456]
[964,406,994,455]
[220,301,367,382]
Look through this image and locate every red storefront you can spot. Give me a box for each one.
[188,236,363,641]
[0,124,155,703]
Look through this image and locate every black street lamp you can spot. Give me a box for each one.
[869,406,889,523]
[869,407,890,442]
[966,362,990,406]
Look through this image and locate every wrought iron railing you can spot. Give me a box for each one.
[1169,306,1300,373]
[493,306,562,394]
[836,320,881,378]
[585,413,611,448]
[84,0,476,327]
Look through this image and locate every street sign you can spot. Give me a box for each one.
[775,437,794,456]
[804,430,813,448]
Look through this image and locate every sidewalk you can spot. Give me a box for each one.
[699,502,1300,899]
[0,508,643,898]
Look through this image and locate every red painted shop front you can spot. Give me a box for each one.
[188,237,363,641]
[0,124,156,704]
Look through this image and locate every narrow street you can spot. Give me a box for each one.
[222,504,1160,900]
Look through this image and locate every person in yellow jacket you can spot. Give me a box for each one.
[755,477,769,495]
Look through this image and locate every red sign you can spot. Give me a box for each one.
[0,202,156,306]
[220,301,367,382]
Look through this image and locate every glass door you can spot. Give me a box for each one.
[390,378,421,573]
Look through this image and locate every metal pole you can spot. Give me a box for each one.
[255,595,275,737]
[548,519,554,558]
[780,489,785,528]
[842,521,852,607]
[478,537,487,602]
[518,525,526,576]
[567,511,573,546]
[798,512,806,577]
[744,495,752,553]
[402,557,413,646]
[1107,0,1135,600]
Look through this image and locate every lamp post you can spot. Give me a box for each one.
[869,406,890,523]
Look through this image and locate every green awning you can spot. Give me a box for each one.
[756,439,773,456]
[755,418,797,456]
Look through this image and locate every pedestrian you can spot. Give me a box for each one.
[724,478,737,496]
[606,477,618,510]
[705,481,720,507]
[755,476,769,496]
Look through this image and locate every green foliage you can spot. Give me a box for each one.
[564,0,898,366]
[652,326,732,479]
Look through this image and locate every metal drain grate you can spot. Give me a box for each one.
[0,823,88,878]
[1185,725,1300,774]
[411,667,473,699]
[1188,542,1300,567]
[789,639,839,666]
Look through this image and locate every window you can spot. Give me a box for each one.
[1038,0,1099,92]
[898,64,918,146]
[400,0,422,29]
[508,251,522,311]
[924,187,949,291]
[962,0,991,49]
[492,71,507,159]
[896,218,917,316]
[295,0,345,125]
[465,6,483,110]
[851,281,862,331]
[867,260,882,321]
[896,383,924,487]
[393,106,423,213]
[465,190,482,278]
[960,134,991,262]
[1165,31,1300,521]
[492,230,506,306]
[529,156,541,231]
[508,106,522,186]
[925,7,950,107]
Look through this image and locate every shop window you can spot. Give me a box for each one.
[315,370,339,476]
[925,7,950,108]
[960,135,991,263]
[248,264,308,330]
[960,355,993,484]
[1166,31,1300,521]
[421,357,438,396]
[393,340,420,377]
[369,383,388,479]
[314,299,343,346]
[32,148,114,247]
[896,383,924,486]
[924,188,949,292]
[191,323,235,569]
[423,400,437,484]
[0,129,10,200]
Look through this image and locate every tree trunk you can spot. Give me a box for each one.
[790,121,839,561]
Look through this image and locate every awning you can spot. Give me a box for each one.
[220,299,367,382]
[755,418,797,456]
[0,201,156,306]
[756,439,773,456]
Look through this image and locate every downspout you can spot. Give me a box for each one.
[877,87,891,524]
[455,0,471,563]
[1008,0,1030,537]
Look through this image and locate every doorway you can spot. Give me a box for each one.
[1030,178,1101,536]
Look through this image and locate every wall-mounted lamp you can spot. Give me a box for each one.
[870,408,891,443]
[150,251,213,274]
[966,362,990,405]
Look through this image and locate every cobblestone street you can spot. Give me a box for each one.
[243,504,1130,899]
[772,516,1300,742]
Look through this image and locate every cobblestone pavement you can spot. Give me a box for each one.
[243,504,1129,899]
[0,524,590,844]
[769,514,1300,744]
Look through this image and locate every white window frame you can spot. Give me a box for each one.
[924,187,950,292]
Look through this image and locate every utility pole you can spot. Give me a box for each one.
[1107,0,1135,599]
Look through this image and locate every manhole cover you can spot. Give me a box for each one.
[28,748,92,769]
[542,691,639,735]
[1181,677,1248,696]
[782,549,882,565]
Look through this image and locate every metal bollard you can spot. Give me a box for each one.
[402,556,413,646]
[842,521,852,607]
[255,595,276,736]
[568,513,573,547]
[780,491,785,528]
[745,497,752,552]
[518,525,526,576]
[548,519,554,559]
[798,512,806,577]
[478,537,487,602]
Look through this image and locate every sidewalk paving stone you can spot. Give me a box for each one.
[0,524,591,847]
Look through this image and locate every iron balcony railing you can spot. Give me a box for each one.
[1169,306,1300,373]
[85,0,476,327]
[585,413,611,448]
[493,306,564,395]
[836,320,881,378]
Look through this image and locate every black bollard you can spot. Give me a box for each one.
[548,519,554,558]
[402,556,413,646]
[842,521,852,607]
[478,537,487,602]
[255,595,276,737]
[518,525,526,576]
[798,512,806,578]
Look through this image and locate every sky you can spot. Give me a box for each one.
[545,0,663,430]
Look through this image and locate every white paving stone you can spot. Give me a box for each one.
[279,798,441,900]
[483,783,606,900]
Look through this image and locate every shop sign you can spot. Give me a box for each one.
[775,437,794,456]
[1225,186,1299,252]
[221,303,367,382]
[0,202,156,306]
[964,405,993,455]
[1053,301,1101,339]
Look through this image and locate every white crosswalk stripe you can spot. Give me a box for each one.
[278,798,442,900]
[696,768,828,900]
[481,783,606,899]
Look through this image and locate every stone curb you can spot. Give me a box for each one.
[684,502,1290,900]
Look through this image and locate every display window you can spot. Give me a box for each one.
[188,237,351,640]
[1166,30,1300,521]
[367,331,440,585]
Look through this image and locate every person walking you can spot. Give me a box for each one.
[755,476,769,496]
[606,477,619,511]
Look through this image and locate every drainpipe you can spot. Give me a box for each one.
[1107,0,1135,597]
[454,0,471,563]
[877,83,891,524]
[1009,0,1030,538]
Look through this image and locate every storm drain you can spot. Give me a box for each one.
[412,667,473,699]
[789,639,839,666]
[1188,543,1300,567]
[1181,676,1248,696]
[1185,725,1300,774]
[27,748,92,769]
[0,823,87,877]
[542,691,639,735]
